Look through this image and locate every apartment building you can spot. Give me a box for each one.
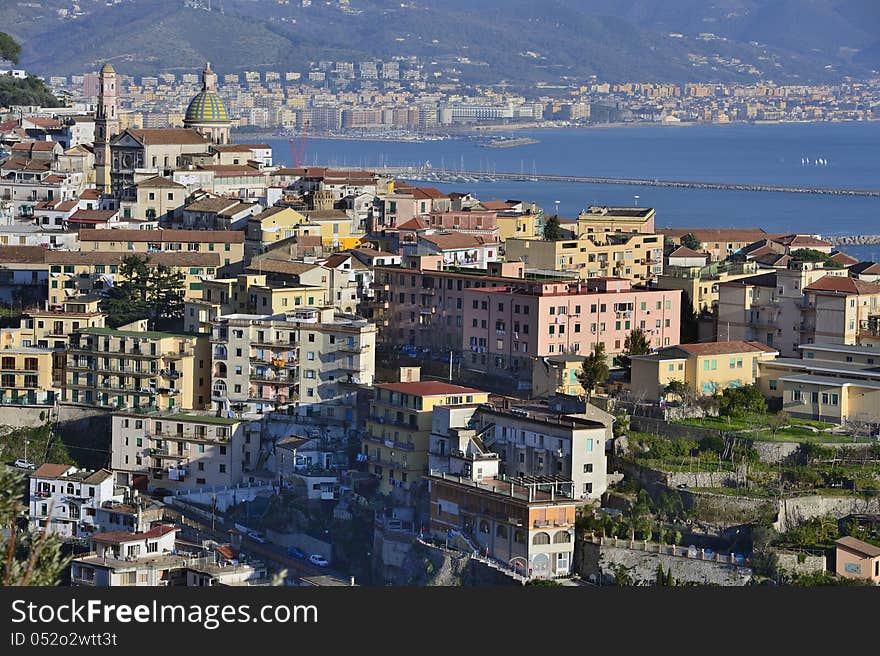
[659,228,781,262]
[78,228,246,273]
[631,340,779,400]
[655,260,758,313]
[428,401,609,502]
[46,251,220,305]
[716,263,860,357]
[460,277,681,388]
[427,471,577,579]
[69,525,184,587]
[0,346,55,405]
[209,306,376,417]
[64,327,210,411]
[576,206,656,235]
[504,231,664,283]
[758,342,880,425]
[363,379,490,499]
[110,410,258,491]
[28,464,121,538]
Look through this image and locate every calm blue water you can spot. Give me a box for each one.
[266,122,880,242]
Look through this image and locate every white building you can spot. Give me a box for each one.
[28,464,122,538]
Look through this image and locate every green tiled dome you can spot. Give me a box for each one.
[184,91,228,123]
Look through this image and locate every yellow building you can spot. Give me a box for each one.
[363,380,489,498]
[577,206,656,235]
[64,328,210,411]
[630,340,779,400]
[505,232,664,283]
[246,206,308,245]
[656,260,758,313]
[0,347,56,406]
[77,228,245,273]
[758,342,880,425]
[46,251,220,305]
[496,213,539,242]
[531,355,587,398]
[301,209,364,250]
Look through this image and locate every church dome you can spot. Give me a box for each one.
[184,90,228,124]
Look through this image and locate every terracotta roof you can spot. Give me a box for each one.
[835,536,880,558]
[322,253,351,269]
[32,463,74,479]
[303,209,348,221]
[0,246,48,264]
[480,200,517,211]
[804,275,880,295]
[69,210,118,223]
[419,233,498,250]
[660,228,780,244]
[12,140,58,151]
[79,228,244,243]
[45,251,220,267]
[777,234,831,248]
[396,217,429,231]
[830,251,859,267]
[755,253,791,268]
[252,205,298,221]
[127,128,209,146]
[90,524,178,545]
[137,175,185,189]
[676,340,778,356]
[79,189,101,200]
[184,197,243,213]
[375,381,485,396]
[246,257,322,277]
[197,164,263,177]
[668,245,705,259]
[852,262,880,276]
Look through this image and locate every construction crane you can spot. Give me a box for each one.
[289,120,309,168]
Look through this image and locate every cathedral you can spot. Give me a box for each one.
[183,62,231,145]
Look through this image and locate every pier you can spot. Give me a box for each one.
[379,167,880,198]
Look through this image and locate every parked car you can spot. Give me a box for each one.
[309,554,329,567]
[287,546,306,559]
[247,531,267,544]
[13,459,35,470]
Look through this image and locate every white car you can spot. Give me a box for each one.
[247,530,267,544]
[309,554,329,567]
[13,459,35,470]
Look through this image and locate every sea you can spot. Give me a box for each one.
[264,121,880,261]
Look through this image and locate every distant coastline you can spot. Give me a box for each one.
[233,117,878,145]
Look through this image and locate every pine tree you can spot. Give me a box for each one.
[0,469,69,586]
[577,342,609,405]
[543,215,562,240]
[101,255,151,328]
[148,263,185,330]
[619,327,651,370]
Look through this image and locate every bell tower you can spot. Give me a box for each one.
[95,63,120,195]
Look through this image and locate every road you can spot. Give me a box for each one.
[164,503,350,582]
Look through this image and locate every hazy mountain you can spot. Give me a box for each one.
[3,0,878,84]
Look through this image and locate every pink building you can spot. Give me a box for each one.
[426,210,499,236]
[460,277,681,383]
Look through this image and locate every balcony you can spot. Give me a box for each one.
[337,342,367,354]
[160,369,182,379]
[163,348,194,360]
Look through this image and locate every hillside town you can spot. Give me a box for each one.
[1,61,880,589]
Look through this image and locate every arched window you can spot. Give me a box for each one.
[66,483,74,495]
[214,362,227,378]
[479,520,490,534]
[553,531,571,544]
[496,524,508,539]
[212,380,227,397]
[532,532,551,546]
[213,344,227,359]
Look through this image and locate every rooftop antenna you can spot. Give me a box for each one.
[634,195,640,207]
[554,200,560,216]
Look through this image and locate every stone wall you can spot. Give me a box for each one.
[775,495,880,533]
[577,537,752,586]
[771,550,827,576]
[679,489,776,526]
[0,406,55,429]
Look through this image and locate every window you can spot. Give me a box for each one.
[793,389,802,402]
[532,532,550,545]
[583,463,593,473]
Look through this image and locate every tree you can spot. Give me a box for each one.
[0,469,69,585]
[680,233,701,252]
[148,262,186,329]
[578,343,609,405]
[719,385,767,418]
[767,410,790,438]
[619,327,651,370]
[0,32,22,65]
[679,294,700,343]
[543,214,562,240]
[101,255,185,330]
[789,248,843,268]
[663,379,695,406]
